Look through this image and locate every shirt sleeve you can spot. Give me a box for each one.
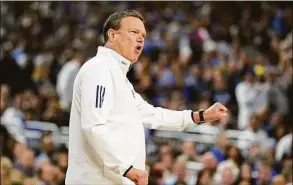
[80,65,133,180]
[135,92,196,131]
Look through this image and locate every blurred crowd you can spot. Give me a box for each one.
[1,1,292,185]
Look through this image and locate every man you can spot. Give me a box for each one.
[65,10,228,185]
[14,149,35,177]
[177,140,200,162]
[56,50,86,112]
[235,68,268,130]
[210,132,229,163]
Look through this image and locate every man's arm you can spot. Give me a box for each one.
[80,66,134,181]
[135,92,228,131]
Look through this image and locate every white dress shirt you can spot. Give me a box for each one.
[56,59,80,111]
[65,46,196,185]
[235,81,268,130]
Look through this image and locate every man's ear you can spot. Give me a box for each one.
[107,29,115,42]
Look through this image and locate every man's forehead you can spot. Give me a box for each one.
[120,17,146,32]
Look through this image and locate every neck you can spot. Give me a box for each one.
[104,42,122,58]
[104,42,115,51]
[104,42,135,64]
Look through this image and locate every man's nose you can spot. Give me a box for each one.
[137,35,144,43]
[137,38,143,43]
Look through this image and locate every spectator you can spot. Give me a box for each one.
[36,131,56,164]
[160,153,174,183]
[14,149,35,177]
[55,148,68,174]
[238,162,254,184]
[177,140,200,162]
[214,145,242,185]
[220,167,236,185]
[200,152,217,171]
[13,142,28,163]
[210,132,229,163]
[183,64,202,103]
[195,169,213,185]
[253,161,276,185]
[211,69,231,106]
[226,59,242,116]
[149,163,164,185]
[264,111,284,137]
[1,92,27,144]
[56,50,86,112]
[238,114,269,150]
[264,68,289,115]
[235,68,268,130]
[53,165,65,185]
[164,160,190,185]
[36,163,56,185]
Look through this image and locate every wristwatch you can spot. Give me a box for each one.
[198,109,206,124]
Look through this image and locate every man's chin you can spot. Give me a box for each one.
[130,56,139,63]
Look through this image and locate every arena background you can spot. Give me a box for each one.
[0,1,292,185]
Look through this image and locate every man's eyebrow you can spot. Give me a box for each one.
[142,32,147,38]
[132,28,146,38]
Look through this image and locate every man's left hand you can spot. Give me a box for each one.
[202,102,228,122]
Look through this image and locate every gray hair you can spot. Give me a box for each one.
[103,10,145,43]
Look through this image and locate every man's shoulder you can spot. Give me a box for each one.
[63,60,80,73]
[80,55,114,73]
[236,81,249,90]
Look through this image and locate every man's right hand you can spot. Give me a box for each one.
[125,167,148,185]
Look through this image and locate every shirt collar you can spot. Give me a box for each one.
[96,46,132,76]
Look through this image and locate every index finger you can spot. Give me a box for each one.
[138,171,148,185]
[144,171,148,185]
[219,104,228,112]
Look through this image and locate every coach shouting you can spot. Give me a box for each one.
[65,10,228,185]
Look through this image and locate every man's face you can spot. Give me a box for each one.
[173,161,186,179]
[221,168,235,185]
[217,133,229,148]
[41,164,55,184]
[250,115,260,130]
[241,163,251,180]
[20,150,35,168]
[259,165,271,183]
[42,134,54,153]
[244,71,254,84]
[201,153,217,170]
[113,16,146,63]
[183,141,196,157]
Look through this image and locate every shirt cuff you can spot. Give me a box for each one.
[123,165,133,177]
[183,110,196,126]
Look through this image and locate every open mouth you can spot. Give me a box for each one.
[135,46,142,52]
